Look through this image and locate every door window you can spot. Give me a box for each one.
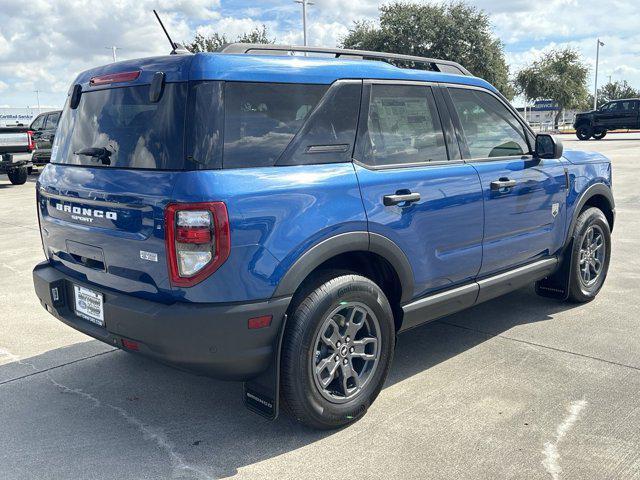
[616,100,634,111]
[45,112,60,130]
[30,114,45,130]
[362,84,447,167]
[449,88,530,159]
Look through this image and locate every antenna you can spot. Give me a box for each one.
[153,9,191,55]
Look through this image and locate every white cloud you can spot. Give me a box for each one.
[0,0,639,107]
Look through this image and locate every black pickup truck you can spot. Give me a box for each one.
[574,98,640,140]
[0,126,35,184]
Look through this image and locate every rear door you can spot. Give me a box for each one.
[598,100,636,129]
[354,81,484,300]
[445,86,567,277]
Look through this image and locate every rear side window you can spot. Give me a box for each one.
[278,81,361,166]
[223,82,327,169]
[52,83,187,169]
[449,88,529,159]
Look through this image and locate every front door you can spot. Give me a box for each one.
[354,82,484,300]
[445,86,567,277]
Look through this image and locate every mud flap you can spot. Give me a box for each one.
[243,314,287,420]
[535,239,574,301]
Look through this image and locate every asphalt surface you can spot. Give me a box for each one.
[1,133,639,479]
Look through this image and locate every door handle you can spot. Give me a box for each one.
[383,191,421,206]
[490,178,517,190]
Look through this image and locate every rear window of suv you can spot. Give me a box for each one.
[52,83,188,170]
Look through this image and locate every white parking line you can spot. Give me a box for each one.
[542,399,588,480]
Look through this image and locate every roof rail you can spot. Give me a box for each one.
[220,43,472,76]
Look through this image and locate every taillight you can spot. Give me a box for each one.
[26,130,35,152]
[164,202,230,287]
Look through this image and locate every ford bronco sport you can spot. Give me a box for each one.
[33,44,615,429]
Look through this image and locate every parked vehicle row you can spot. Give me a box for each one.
[31,44,614,429]
[0,110,61,184]
[574,98,640,140]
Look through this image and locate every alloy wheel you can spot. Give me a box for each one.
[579,224,606,287]
[311,302,381,404]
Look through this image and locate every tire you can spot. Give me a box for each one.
[592,129,607,140]
[567,207,611,303]
[576,126,592,140]
[7,167,28,185]
[281,272,395,429]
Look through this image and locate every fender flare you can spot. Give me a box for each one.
[564,182,615,248]
[273,231,415,303]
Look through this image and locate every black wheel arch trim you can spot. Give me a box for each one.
[565,183,615,248]
[273,231,415,303]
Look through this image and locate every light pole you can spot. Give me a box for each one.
[593,38,605,110]
[105,46,120,62]
[33,90,41,113]
[294,0,314,46]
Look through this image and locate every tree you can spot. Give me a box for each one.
[595,80,640,107]
[186,25,274,53]
[514,48,589,128]
[341,1,514,98]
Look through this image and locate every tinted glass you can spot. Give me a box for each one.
[449,88,529,158]
[617,101,634,111]
[45,112,60,130]
[363,84,447,166]
[30,114,45,130]
[186,81,223,169]
[279,81,361,166]
[52,83,187,169]
[223,82,327,169]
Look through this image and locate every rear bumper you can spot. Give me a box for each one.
[1,152,31,169]
[32,261,291,380]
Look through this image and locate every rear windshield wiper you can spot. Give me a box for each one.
[74,147,112,165]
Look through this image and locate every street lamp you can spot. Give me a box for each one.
[593,38,605,110]
[294,0,314,46]
[105,46,120,63]
[33,90,41,114]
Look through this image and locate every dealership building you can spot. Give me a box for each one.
[0,107,41,127]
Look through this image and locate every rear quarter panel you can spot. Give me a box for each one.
[171,163,367,302]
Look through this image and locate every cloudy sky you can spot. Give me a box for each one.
[0,0,638,108]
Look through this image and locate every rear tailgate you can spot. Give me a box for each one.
[38,165,180,301]
[0,128,30,155]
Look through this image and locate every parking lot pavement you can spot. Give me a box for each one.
[1,133,639,479]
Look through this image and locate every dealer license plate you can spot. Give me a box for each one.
[73,285,104,327]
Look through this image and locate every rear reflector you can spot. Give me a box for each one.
[176,226,211,244]
[90,70,141,86]
[121,339,139,351]
[248,315,272,329]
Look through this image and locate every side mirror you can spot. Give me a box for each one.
[535,134,563,159]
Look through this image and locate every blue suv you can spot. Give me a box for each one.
[33,44,615,429]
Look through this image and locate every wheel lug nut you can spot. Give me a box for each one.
[336,341,341,347]
[350,347,354,353]
[334,355,339,361]
[346,336,350,342]
[343,359,348,365]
